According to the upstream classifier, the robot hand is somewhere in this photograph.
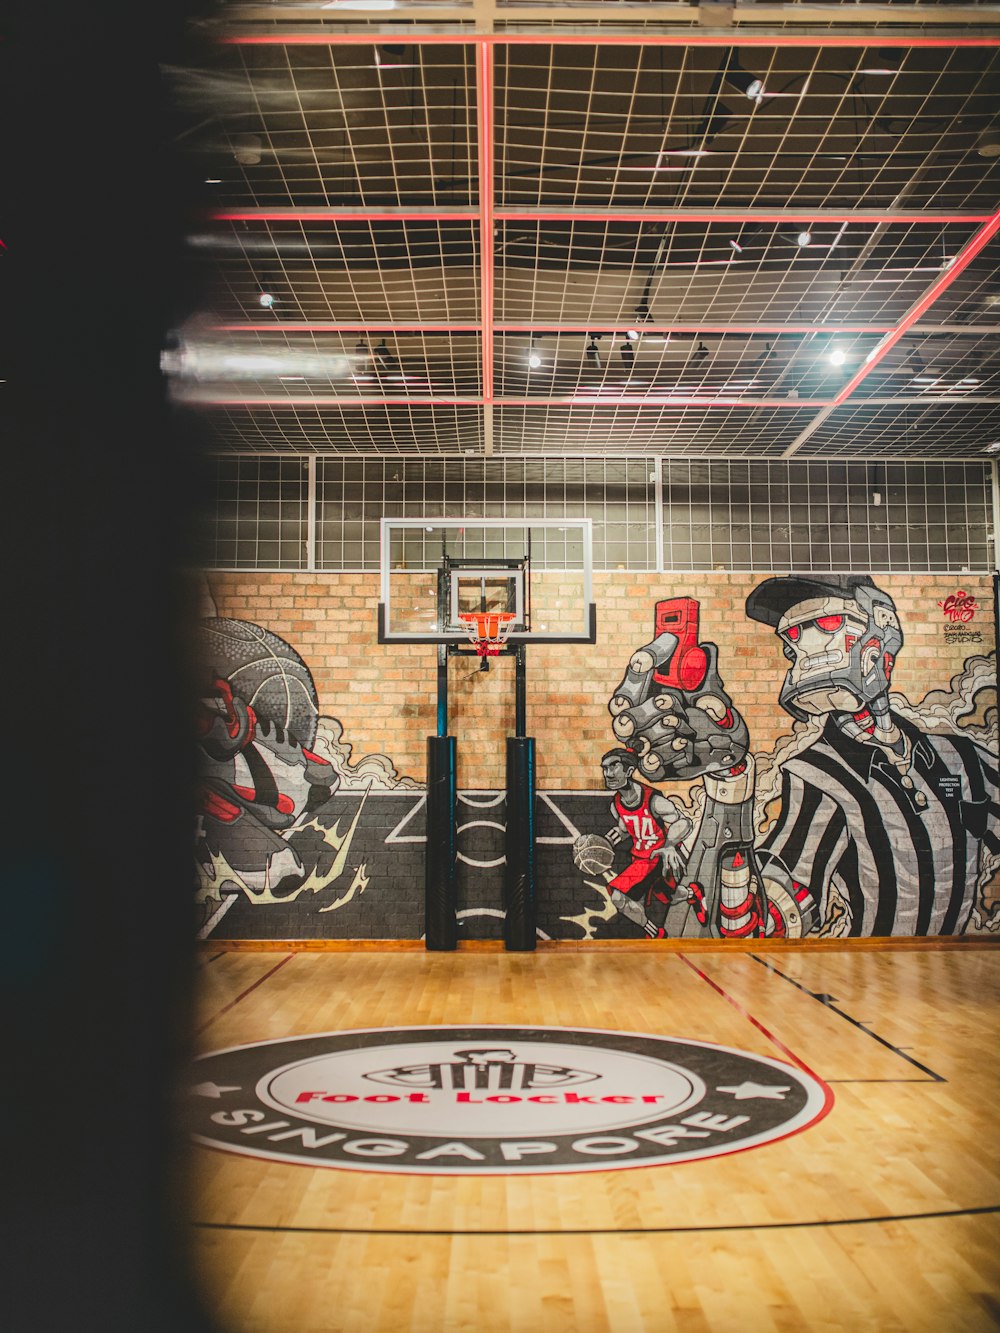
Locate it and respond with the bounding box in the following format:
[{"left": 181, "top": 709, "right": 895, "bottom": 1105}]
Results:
[{"left": 608, "top": 598, "right": 749, "bottom": 783}]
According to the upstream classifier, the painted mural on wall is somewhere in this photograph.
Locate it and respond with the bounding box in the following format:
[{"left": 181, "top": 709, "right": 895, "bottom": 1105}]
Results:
[
  {"left": 571, "top": 576, "right": 999, "bottom": 941},
  {"left": 194, "top": 574, "right": 998, "bottom": 942},
  {"left": 193, "top": 606, "right": 418, "bottom": 940}
]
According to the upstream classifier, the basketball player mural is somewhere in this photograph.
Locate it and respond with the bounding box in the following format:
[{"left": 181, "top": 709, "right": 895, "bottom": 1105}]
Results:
[
  {"left": 580, "top": 581, "right": 999, "bottom": 939},
  {"left": 598, "top": 748, "right": 698, "bottom": 938},
  {"left": 192, "top": 606, "right": 418, "bottom": 930},
  {"left": 195, "top": 618, "right": 343, "bottom": 902},
  {"left": 578, "top": 597, "right": 772, "bottom": 939}
]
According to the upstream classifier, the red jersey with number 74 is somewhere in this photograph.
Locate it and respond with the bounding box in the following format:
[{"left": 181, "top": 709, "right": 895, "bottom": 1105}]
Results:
[{"left": 613, "top": 785, "right": 668, "bottom": 860}]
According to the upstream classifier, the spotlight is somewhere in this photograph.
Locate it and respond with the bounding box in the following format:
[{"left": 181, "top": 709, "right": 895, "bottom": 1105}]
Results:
[
  {"left": 354, "top": 339, "right": 369, "bottom": 360},
  {"left": 257, "top": 271, "right": 279, "bottom": 309},
  {"left": 796, "top": 231, "right": 813, "bottom": 248},
  {"left": 729, "top": 239, "right": 743, "bottom": 253},
  {"left": 232, "top": 133, "right": 262, "bottom": 165},
  {"left": 695, "top": 341, "right": 710, "bottom": 361},
  {"left": 586, "top": 338, "right": 601, "bottom": 367},
  {"left": 725, "top": 57, "right": 765, "bottom": 103},
  {"left": 625, "top": 329, "right": 640, "bottom": 342},
  {"left": 828, "top": 347, "right": 846, "bottom": 366},
  {"left": 322, "top": 0, "right": 397, "bottom": 10},
  {"left": 976, "top": 123, "right": 1000, "bottom": 159},
  {"left": 528, "top": 340, "right": 542, "bottom": 369},
  {"left": 620, "top": 341, "right": 635, "bottom": 368},
  {"left": 859, "top": 48, "right": 902, "bottom": 76}
]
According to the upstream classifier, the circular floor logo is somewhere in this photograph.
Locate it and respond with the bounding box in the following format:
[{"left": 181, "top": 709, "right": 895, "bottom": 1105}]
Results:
[{"left": 185, "top": 1026, "right": 831, "bottom": 1174}]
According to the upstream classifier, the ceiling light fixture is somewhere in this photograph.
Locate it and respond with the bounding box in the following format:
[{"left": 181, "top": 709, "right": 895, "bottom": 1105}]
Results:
[
  {"left": 695, "top": 341, "right": 710, "bottom": 361},
  {"left": 586, "top": 338, "right": 601, "bottom": 367},
  {"left": 258, "top": 291, "right": 276, "bottom": 309},
  {"left": 620, "top": 341, "right": 635, "bottom": 369},
  {"left": 796, "top": 230, "right": 813, "bottom": 248},
  {"left": 724, "top": 57, "right": 766, "bottom": 104},
  {"left": 322, "top": 0, "right": 397, "bottom": 10},
  {"left": 374, "top": 45, "right": 414, "bottom": 68},
  {"left": 828, "top": 347, "right": 846, "bottom": 366},
  {"left": 859, "top": 48, "right": 902, "bottom": 76},
  {"left": 232, "top": 133, "right": 263, "bottom": 166},
  {"left": 528, "top": 340, "right": 542, "bottom": 370},
  {"left": 977, "top": 124, "right": 1000, "bottom": 159}
]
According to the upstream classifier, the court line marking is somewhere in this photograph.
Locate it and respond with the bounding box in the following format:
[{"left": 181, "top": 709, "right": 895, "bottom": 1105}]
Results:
[
  {"left": 191, "top": 1202, "right": 1000, "bottom": 1238},
  {"left": 676, "top": 953, "right": 820, "bottom": 1078},
  {"left": 197, "top": 954, "right": 295, "bottom": 1034},
  {"left": 749, "top": 953, "right": 946, "bottom": 1082}
]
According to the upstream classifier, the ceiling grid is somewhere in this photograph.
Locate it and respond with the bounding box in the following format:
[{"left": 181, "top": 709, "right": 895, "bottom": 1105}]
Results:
[{"left": 166, "top": 4, "right": 1000, "bottom": 459}]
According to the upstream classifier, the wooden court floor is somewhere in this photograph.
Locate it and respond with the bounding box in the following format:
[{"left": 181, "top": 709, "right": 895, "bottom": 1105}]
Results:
[{"left": 187, "top": 943, "right": 1000, "bottom": 1332}]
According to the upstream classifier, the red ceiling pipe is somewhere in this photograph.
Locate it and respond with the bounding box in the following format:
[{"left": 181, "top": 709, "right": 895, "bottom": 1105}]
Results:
[
  {"left": 223, "top": 35, "right": 1000, "bottom": 50},
  {"left": 495, "top": 210, "right": 990, "bottom": 224},
  {"left": 214, "top": 322, "right": 895, "bottom": 335},
  {"left": 833, "top": 210, "right": 1000, "bottom": 405},
  {"left": 190, "top": 394, "right": 829, "bottom": 409},
  {"left": 477, "top": 39, "right": 494, "bottom": 407},
  {"left": 213, "top": 323, "right": 485, "bottom": 333}
]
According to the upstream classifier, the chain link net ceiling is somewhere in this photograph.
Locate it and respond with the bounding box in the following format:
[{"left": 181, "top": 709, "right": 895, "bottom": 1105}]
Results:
[{"left": 166, "top": 2, "right": 1000, "bottom": 459}]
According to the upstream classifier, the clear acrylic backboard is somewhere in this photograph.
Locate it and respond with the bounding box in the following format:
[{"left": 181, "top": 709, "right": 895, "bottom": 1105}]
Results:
[{"left": 377, "top": 518, "right": 596, "bottom": 645}]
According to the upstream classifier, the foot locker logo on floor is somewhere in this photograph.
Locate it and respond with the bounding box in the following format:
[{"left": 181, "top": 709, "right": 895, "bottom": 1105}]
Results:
[{"left": 186, "top": 1026, "right": 832, "bottom": 1174}]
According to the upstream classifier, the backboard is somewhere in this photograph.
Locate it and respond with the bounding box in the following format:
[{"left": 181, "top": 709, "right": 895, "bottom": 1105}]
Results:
[{"left": 378, "top": 518, "right": 596, "bottom": 645}]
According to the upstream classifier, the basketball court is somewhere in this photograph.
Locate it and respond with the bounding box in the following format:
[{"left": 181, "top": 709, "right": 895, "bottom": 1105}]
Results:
[{"left": 187, "top": 942, "right": 1000, "bottom": 1331}]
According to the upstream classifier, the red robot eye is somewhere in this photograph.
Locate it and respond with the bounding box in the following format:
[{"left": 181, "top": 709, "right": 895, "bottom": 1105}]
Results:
[
  {"left": 784, "top": 624, "right": 800, "bottom": 641},
  {"left": 815, "top": 615, "right": 844, "bottom": 633}
]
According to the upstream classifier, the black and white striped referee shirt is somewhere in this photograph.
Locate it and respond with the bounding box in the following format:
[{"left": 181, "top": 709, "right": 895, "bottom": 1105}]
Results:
[{"left": 758, "top": 714, "right": 999, "bottom": 936}]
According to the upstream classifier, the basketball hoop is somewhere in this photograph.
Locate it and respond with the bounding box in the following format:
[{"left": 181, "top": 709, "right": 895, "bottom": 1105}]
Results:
[{"left": 458, "top": 611, "right": 517, "bottom": 657}]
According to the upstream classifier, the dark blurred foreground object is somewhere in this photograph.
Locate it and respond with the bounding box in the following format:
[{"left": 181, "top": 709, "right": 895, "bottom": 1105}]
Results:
[{"left": 3, "top": 1, "right": 219, "bottom": 1327}]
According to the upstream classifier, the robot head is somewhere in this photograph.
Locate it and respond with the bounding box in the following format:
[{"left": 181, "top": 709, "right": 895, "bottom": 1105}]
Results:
[
  {"left": 601, "top": 748, "right": 639, "bottom": 791},
  {"left": 746, "top": 574, "right": 903, "bottom": 722}
]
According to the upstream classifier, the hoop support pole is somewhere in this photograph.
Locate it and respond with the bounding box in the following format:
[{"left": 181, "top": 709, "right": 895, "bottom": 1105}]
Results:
[
  {"left": 504, "top": 735, "right": 537, "bottom": 952},
  {"left": 425, "top": 735, "right": 458, "bottom": 951},
  {"left": 515, "top": 643, "right": 527, "bottom": 738}
]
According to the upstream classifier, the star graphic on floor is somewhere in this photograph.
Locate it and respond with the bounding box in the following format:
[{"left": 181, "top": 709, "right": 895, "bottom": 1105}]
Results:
[
  {"left": 190, "top": 1081, "right": 242, "bottom": 1098},
  {"left": 716, "top": 1081, "right": 791, "bottom": 1100}
]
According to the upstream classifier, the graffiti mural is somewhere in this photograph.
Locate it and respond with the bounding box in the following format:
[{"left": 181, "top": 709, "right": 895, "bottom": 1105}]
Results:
[
  {"left": 193, "top": 573, "right": 997, "bottom": 943},
  {"left": 571, "top": 576, "right": 999, "bottom": 941},
  {"left": 747, "top": 573, "right": 999, "bottom": 938},
  {"left": 194, "top": 613, "right": 418, "bottom": 939}
]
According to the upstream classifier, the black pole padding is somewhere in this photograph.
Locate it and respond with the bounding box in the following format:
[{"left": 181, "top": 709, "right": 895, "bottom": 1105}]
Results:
[
  {"left": 504, "top": 736, "right": 537, "bottom": 951},
  {"left": 425, "top": 735, "right": 458, "bottom": 950}
]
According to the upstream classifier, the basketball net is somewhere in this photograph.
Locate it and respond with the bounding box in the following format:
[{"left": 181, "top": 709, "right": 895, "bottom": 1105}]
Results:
[{"left": 458, "top": 611, "right": 517, "bottom": 657}]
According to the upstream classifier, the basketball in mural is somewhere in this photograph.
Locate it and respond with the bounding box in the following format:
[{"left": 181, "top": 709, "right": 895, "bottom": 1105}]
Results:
[
  {"left": 573, "top": 833, "right": 616, "bottom": 877},
  {"left": 198, "top": 617, "right": 319, "bottom": 748}
]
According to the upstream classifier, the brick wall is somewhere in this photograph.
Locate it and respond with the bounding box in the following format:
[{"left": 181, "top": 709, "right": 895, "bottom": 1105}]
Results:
[{"left": 198, "top": 571, "right": 997, "bottom": 941}]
